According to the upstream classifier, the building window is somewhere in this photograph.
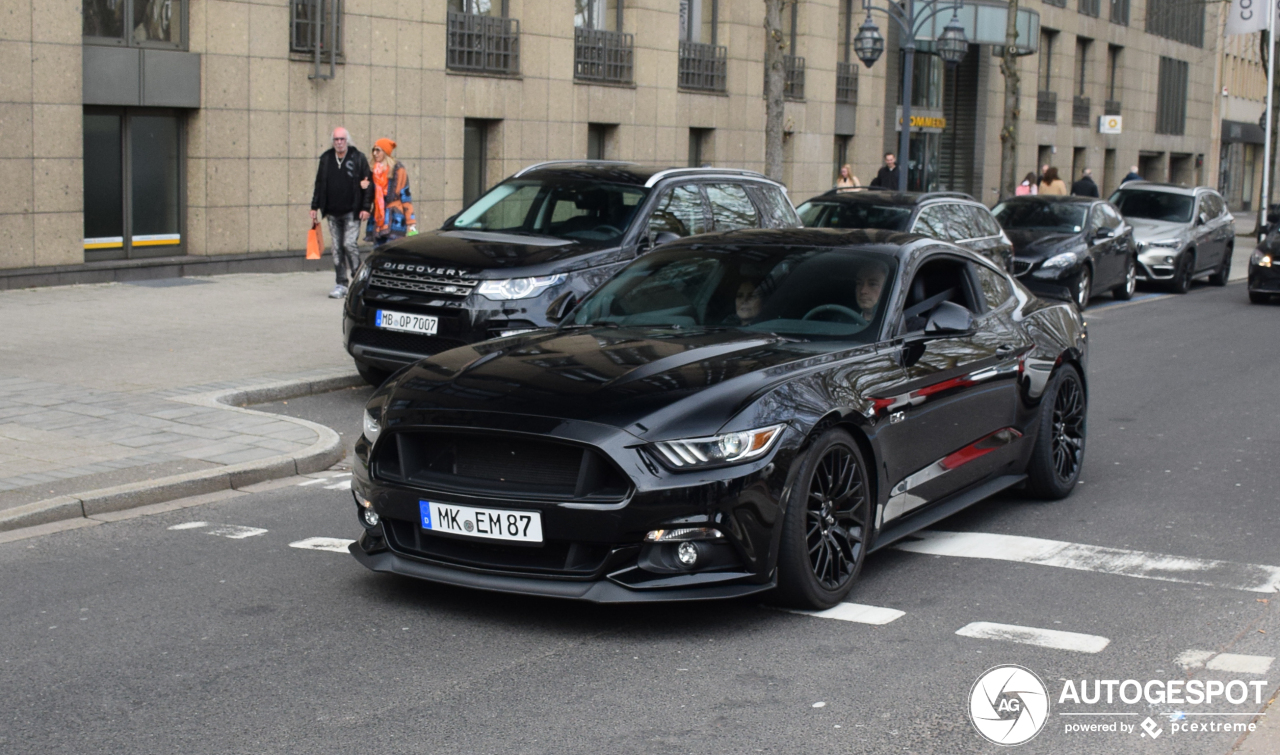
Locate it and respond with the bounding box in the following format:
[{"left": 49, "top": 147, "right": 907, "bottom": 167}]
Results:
[
  {"left": 1078, "top": 0, "right": 1100, "bottom": 17},
  {"left": 575, "top": 1, "right": 633, "bottom": 84},
  {"left": 83, "top": 108, "right": 184, "bottom": 261},
  {"left": 84, "top": 0, "right": 186, "bottom": 48},
  {"left": 898, "top": 51, "right": 943, "bottom": 109},
  {"left": 1146, "top": 0, "right": 1203, "bottom": 48},
  {"left": 836, "top": 0, "right": 858, "bottom": 105},
  {"left": 463, "top": 119, "right": 492, "bottom": 207},
  {"left": 834, "top": 135, "right": 851, "bottom": 182},
  {"left": 1155, "top": 56, "right": 1189, "bottom": 135},
  {"left": 1037, "top": 30, "right": 1057, "bottom": 124},
  {"left": 290, "top": 0, "right": 343, "bottom": 57},
  {"left": 448, "top": 0, "right": 520, "bottom": 75},
  {"left": 1042, "top": 0, "right": 1067, "bottom": 9},
  {"left": 782, "top": 2, "right": 805, "bottom": 100},
  {"left": 1073, "top": 38, "right": 1091, "bottom": 126},
  {"left": 1109, "top": 0, "right": 1129, "bottom": 25},
  {"left": 587, "top": 123, "right": 614, "bottom": 159},
  {"left": 1105, "top": 45, "right": 1122, "bottom": 115},
  {"left": 688, "top": 128, "right": 712, "bottom": 167},
  {"left": 679, "top": 0, "right": 727, "bottom": 92}
]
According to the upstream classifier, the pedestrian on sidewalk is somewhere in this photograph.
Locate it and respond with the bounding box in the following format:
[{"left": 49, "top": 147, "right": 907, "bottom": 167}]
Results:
[
  {"left": 835, "top": 164, "right": 861, "bottom": 191},
  {"left": 310, "top": 127, "right": 373, "bottom": 299},
  {"left": 1016, "top": 171, "right": 1038, "bottom": 196},
  {"left": 1121, "top": 166, "right": 1143, "bottom": 184},
  {"left": 1071, "top": 168, "right": 1100, "bottom": 198},
  {"left": 869, "top": 153, "right": 899, "bottom": 189},
  {"left": 1038, "top": 167, "right": 1068, "bottom": 196},
  {"left": 365, "top": 138, "right": 417, "bottom": 247}
]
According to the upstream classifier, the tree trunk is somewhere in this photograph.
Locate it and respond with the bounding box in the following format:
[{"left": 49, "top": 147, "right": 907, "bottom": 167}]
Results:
[
  {"left": 763, "top": 0, "right": 788, "bottom": 182},
  {"left": 998, "top": 0, "right": 1021, "bottom": 201}
]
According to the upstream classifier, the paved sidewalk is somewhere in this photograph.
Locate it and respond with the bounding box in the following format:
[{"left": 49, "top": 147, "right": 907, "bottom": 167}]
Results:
[{"left": 0, "top": 272, "right": 358, "bottom": 530}]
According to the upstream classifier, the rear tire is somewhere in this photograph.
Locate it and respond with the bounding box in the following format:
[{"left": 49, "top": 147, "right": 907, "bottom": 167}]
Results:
[
  {"left": 1168, "top": 252, "right": 1193, "bottom": 294},
  {"left": 1112, "top": 256, "right": 1136, "bottom": 300},
  {"left": 1209, "top": 246, "right": 1232, "bottom": 286},
  {"left": 355, "top": 360, "right": 391, "bottom": 387},
  {"left": 774, "top": 429, "right": 871, "bottom": 610},
  {"left": 1024, "top": 365, "right": 1086, "bottom": 500},
  {"left": 1250, "top": 291, "right": 1270, "bottom": 304}
]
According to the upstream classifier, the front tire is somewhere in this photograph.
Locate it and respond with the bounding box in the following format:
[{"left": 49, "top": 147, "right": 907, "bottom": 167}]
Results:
[
  {"left": 355, "top": 360, "right": 391, "bottom": 387},
  {"left": 1025, "top": 365, "right": 1087, "bottom": 499},
  {"left": 1112, "top": 256, "right": 1136, "bottom": 300},
  {"left": 1074, "top": 267, "right": 1092, "bottom": 311},
  {"left": 1168, "top": 252, "right": 1193, "bottom": 294},
  {"left": 774, "top": 429, "right": 871, "bottom": 610},
  {"left": 1208, "top": 245, "right": 1232, "bottom": 286}
]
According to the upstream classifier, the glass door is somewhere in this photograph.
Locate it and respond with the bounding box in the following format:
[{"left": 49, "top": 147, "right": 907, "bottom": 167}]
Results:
[{"left": 83, "top": 108, "right": 184, "bottom": 261}]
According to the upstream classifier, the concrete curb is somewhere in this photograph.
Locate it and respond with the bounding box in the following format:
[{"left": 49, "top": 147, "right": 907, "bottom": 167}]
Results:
[{"left": 0, "top": 372, "right": 362, "bottom": 532}]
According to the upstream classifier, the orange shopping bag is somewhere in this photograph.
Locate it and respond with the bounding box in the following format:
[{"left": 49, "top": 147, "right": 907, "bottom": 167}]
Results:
[{"left": 306, "top": 221, "right": 324, "bottom": 260}]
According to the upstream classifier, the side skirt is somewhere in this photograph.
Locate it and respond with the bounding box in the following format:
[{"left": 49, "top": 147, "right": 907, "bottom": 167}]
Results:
[{"left": 869, "top": 473, "right": 1027, "bottom": 553}]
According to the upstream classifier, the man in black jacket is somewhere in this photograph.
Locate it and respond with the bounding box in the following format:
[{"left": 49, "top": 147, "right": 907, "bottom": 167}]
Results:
[
  {"left": 311, "top": 127, "right": 373, "bottom": 298},
  {"left": 1071, "top": 168, "right": 1100, "bottom": 198},
  {"left": 869, "top": 153, "right": 900, "bottom": 190}
]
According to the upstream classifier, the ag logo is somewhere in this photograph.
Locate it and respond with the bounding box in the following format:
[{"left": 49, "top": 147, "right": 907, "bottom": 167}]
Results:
[{"left": 969, "top": 665, "right": 1050, "bottom": 746}]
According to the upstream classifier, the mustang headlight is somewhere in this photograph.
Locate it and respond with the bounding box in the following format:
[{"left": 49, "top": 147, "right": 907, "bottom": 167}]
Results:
[
  {"left": 1041, "top": 252, "right": 1079, "bottom": 270},
  {"left": 477, "top": 275, "right": 566, "bottom": 300},
  {"left": 362, "top": 409, "right": 381, "bottom": 444},
  {"left": 1252, "top": 250, "right": 1273, "bottom": 268},
  {"left": 651, "top": 425, "right": 785, "bottom": 469}
]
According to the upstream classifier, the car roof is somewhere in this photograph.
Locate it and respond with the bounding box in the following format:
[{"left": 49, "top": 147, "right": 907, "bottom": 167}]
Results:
[
  {"left": 998, "top": 195, "right": 1098, "bottom": 205},
  {"left": 655, "top": 227, "right": 961, "bottom": 263},
  {"left": 1112, "top": 181, "right": 1207, "bottom": 196},
  {"left": 801, "top": 189, "right": 980, "bottom": 207},
  {"left": 508, "top": 161, "right": 780, "bottom": 189}
]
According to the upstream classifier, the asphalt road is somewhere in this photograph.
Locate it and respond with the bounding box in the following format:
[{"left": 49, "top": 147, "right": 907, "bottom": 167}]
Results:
[{"left": 1, "top": 280, "right": 1277, "bottom": 755}]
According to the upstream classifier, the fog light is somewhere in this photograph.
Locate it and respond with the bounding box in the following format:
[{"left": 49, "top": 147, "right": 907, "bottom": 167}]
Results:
[
  {"left": 677, "top": 541, "right": 699, "bottom": 567},
  {"left": 362, "top": 508, "right": 380, "bottom": 527},
  {"left": 1164, "top": 256, "right": 1174, "bottom": 264}
]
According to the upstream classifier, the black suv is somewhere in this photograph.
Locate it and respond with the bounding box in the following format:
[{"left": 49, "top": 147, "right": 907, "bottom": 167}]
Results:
[
  {"left": 795, "top": 189, "right": 1013, "bottom": 271},
  {"left": 344, "top": 161, "right": 802, "bottom": 385}
]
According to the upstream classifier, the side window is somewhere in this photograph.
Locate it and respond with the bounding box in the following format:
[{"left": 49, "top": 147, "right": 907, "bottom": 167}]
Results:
[
  {"left": 900, "top": 254, "right": 983, "bottom": 332},
  {"left": 912, "top": 206, "right": 948, "bottom": 239},
  {"left": 706, "top": 184, "right": 761, "bottom": 231},
  {"left": 752, "top": 185, "right": 801, "bottom": 228},
  {"left": 971, "top": 206, "right": 1003, "bottom": 237},
  {"left": 1206, "top": 194, "right": 1225, "bottom": 218},
  {"left": 974, "top": 265, "right": 1014, "bottom": 310},
  {"left": 1087, "top": 206, "right": 1106, "bottom": 233},
  {"left": 1099, "top": 204, "right": 1123, "bottom": 229},
  {"left": 646, "top": 184, "right": 708, "bottom": 238},
  {"left": 945, "top": 204, "right": 982, "bottom": 241},
  {"left": 1196, "top": 196, "right": 1213, "bottom": 224}
]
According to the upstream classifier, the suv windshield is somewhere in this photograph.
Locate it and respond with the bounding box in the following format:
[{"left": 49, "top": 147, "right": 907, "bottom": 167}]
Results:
[
  {"left": 1109, "top": 190, "right": 1194, "bottom": 223},
  {"left": 569, "top": 246, "right": 898, "bottom": 341},
  {"left": 449, "top": 180, "right": 649, "bottom": 242},
  {"left": 796, "top": 200, "right": 913, "bottom": 231},
  {"left": 993, "top": 201, "right": 1089, "bottom": 233}
]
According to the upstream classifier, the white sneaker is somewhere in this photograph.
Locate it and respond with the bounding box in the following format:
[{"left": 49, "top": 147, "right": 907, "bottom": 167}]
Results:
[{"left": 329, "top": 285, "right": 347, "bottom": 299}]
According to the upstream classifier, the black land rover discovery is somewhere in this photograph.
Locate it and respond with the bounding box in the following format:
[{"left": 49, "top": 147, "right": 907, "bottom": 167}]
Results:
[{"left": 343, "top": 161, "right": 801, "bottom": 385}]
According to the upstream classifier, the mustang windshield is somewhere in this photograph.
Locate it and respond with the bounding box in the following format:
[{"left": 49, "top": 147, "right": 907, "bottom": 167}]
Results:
[
  {"left": 1108, "top": 190, "right": 1194, "bottom": 223},
  {"left": 448, "top": 180, "right": 648, "bottom": 243},
  {"left": 993, "top": 201, "right": 1090, "bottom": 234},
  {"left": 570, "top": 246, "right": 898, "bottom": 340},
  {"left": 796, "top": 200, "right": 913, "bottom": 231}
]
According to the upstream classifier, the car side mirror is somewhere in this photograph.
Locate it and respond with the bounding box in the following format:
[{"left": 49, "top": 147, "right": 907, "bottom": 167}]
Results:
[
  {"left": 923, "top": 301, "right": 974, "bottom": 335},
  {"left": 644, "top": 231, "right": 681, "bottom": 250},
  {"left": 545, "top": 291, "right": 577, "bottom": 324},
  {"left": 1092, "top": 227, "right": 1113, "bottom": 241},
  {"left": 441, "top": 212, "right": 459, "bottom": 229}
]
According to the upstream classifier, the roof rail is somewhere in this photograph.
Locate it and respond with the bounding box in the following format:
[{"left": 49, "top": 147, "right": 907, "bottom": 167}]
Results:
[
  {"left": 643, "top": 167, "right": 774, "bottom": 188},
  {"left": 512, "top": 160, "right": 637, "bottom": 178},
  {"left": 822, "top": 186, "right": 877, "bottom": 196},
  {"left": 921, "top": 191, "right": 977, "bottom": 201}
]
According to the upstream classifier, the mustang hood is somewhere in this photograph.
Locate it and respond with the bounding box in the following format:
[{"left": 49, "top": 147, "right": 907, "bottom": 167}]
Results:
[
  {"left": 385, "top": 328, "right": 853, "bottom": 438},
  {"left": 374, "top": 229, "right": 619, "bottom": 276},
  {"left": 1005, "top": 229, "right": 1080, "bottom": 261}
]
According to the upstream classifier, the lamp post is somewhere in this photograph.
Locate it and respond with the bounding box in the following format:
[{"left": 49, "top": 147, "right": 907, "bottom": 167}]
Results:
[{"left": 854, "top": 0, "right": 969, "bottom": 192}]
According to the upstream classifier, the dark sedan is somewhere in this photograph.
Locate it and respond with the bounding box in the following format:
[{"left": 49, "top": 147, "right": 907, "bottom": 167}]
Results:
[
  {"left": 993, "top": 196, "right": 1137, "bottom": 310},
  {"left": 1248, "top": 235, "right": 1280, "bottom": 304},
  {"left": 348, "top": 229, "right": 1088, "bottom": 608}
]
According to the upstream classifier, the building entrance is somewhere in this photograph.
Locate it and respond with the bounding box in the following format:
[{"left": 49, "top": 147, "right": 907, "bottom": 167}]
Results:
[{"left": 83, "top": 109, "right": 184, "bottom": 261}]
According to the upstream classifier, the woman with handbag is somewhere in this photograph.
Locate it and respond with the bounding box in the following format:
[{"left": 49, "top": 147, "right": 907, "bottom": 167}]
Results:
[{"left": 364, "top": 138, "right": 417, "bottom": 247}]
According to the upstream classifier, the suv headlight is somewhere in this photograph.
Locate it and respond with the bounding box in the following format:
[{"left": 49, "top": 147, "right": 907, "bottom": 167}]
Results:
[
  {"left": 1146, "top": 239, "right": 1182, "bottom": 249},
  {"left": 362, "top": 409, "right": 381, "bottom": 444},
  {"left": 352, "top": 261, "right": 372, "bottom": 286},
  {"left": 478, "top": 275, "right": 566, "bottom": 300},
  {"left": 651, "top": 425, "right": 785, "bottom": 469},
  {"left": 1041, "top": 252, "right": 1079, "bottom": 269}
]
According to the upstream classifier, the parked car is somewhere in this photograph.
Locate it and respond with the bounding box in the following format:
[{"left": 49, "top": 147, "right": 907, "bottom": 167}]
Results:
[
  {"left": 344, "top": 161, "right": 802, "bottom": 386},
  {"left": 795, "top": 188, "right": 1013, "bottom": 271},
  {"left": 1107, "top": 182, "right": 1234, "bottom": 293},
  {"left": 348, "top": 229, "right": 1088, "bottom": 608},
  {"left": 1247, "top": 234, "right": 1280, "bottom": 303},
  {"left": 992, "top": 196, "right": 1137, "bottom": 310}
]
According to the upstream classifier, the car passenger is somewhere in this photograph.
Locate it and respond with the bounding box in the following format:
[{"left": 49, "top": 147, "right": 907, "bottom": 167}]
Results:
[{"left": 853, "top": 258, "right": 890, "bottom": 321}]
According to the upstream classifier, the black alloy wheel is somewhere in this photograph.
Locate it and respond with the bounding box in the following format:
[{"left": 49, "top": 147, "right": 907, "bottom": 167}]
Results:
[
  {"left": 775, "top": 429, "right": 871, "bottom": 609},
  {"left": 1025, "top": 364, "right": 1087, "bottom": 499},
  {"left": 1075, "top": 267, "right": 1092, "bottom": 311},
  {"left": 1169, "top": 252, "right": 1194, "bottom": 294},
  {"left": 1113, "top": 256, "right": 1136, "bottom": 300},
  {"left": 355, "top": 360, "right": 392, "bottom": 387},
  {"left": 1209, "top": 245, "right": 1232, "bottom": 286}
]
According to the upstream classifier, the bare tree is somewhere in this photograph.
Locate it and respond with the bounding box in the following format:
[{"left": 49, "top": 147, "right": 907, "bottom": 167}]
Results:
[
  {"left": 763, "top": 0, "right": 789, "bottom": 182},
  {"left": 997, "top": 0, "right": 1021, "bottom": 201}
]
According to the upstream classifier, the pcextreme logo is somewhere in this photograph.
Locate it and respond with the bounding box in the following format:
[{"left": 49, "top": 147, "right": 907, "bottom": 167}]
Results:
[{"left": 968, "top": 665, "right": 1051, "bottom": 746}]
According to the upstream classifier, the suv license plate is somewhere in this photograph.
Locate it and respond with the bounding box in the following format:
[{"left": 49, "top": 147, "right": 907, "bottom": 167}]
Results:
[
  {"left": 376, "top": 309, "right": 438, "bottom": 335},
  {"left": 420, "top": 501, "right": 543, "bottom": 543}
]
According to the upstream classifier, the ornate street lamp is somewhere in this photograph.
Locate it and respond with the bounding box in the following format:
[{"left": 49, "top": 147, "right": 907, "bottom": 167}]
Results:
[{"left": 857, "top": 0, "right": 968, "bottom": 191}]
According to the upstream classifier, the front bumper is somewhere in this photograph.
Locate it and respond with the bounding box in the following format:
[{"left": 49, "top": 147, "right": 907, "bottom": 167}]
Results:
[
  {"left": 1248, "top": 262, "right": 1280, "bottom": 293},
  {"left": 1136, "top": 246, "right": 1183, "bottom": 281},
  {"left": 1012, "top": 264, "right": 1084, "bottom": 303}
]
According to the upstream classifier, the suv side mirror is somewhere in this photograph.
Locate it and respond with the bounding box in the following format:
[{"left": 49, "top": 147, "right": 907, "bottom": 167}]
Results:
[
  {"left": 923, "top": 301, "right": 974, "bottom": 335},
  {"left": 1092, "top": 226, "right": 1113, "bottom": 241},
  {"left": 644, "top": 231, "right": 681, "bottom": 250},
  {"left": 545, "top": 291, "right": 577, "bottom": 324}
]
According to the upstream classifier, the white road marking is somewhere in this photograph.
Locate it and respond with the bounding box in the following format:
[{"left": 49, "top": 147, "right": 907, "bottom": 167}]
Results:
[
  {"left": 956, "top": 621, "right": 1110, "bottom": 653},
  {"left": 323, "top": 480, "right": 352, "bottom": 490},
  {"left": 167, "top": 521, "right": 208, "bottom": 530},
  {"left": 1178, "top": 650, "right": 1274, "bottom": 675},
  {"left": 783, "top": 602, "right": 906, "bottom": 625},
  {"left": 297, "top": 478, "right": 327, "bottom": 486},
  {"left": 289, "top": 537, "right": 355, "bottom": 553},
  {"left": 897, "top": 531, "right": 1280, "bottom": 593},
  {"left": 203, "top": 525, "right": 268, "bottom": 539}
]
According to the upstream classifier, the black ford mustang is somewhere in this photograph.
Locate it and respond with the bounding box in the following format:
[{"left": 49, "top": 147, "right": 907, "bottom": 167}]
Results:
[{"left": 348, "top": 229, "right": 1088, "bottom": 608}]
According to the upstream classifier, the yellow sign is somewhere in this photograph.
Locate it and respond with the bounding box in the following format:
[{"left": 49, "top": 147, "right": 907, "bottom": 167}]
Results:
[{"left": 908, "top": 115, "right": 947, "bottom": 129}]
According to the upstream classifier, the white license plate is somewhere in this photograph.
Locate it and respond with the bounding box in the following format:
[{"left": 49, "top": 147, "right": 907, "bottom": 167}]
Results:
[
  {"left": 376, "top": 309, "right": 438, "bottom": 336},
  {"left": 420, "top": 500, "right": 543, "bottom": 543}
]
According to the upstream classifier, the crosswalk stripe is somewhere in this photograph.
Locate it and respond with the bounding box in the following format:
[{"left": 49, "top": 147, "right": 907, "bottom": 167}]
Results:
[
  {"left": 1178, "top": 650, "right": 1274, "bottom": 675},
  {"left": 782, "top": 602, "right": 906, "bottom": 625},
  {"left": 956, "top": 621, "right": 1110, "bottom": 653},
  {"left": 203, "top": 525, "right": 268, "bottom": 539},
  {"left": 167, "top": 521, "right": 208, "bottom": 530},
  {"left": 289, "top": 537, "right": 355, "bottom": 553},
  {"left": 896, "top": 530, "right": 1280, "bottom": 593}
]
